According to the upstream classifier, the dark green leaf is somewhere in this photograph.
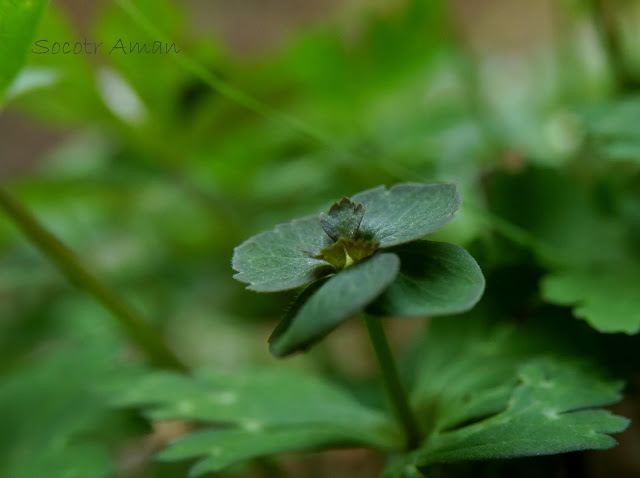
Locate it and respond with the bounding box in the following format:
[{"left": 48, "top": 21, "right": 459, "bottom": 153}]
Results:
[
  {"left": 351, "top": 183, "right": 461, "bottom": 248},
  {"left": 0, "top": 0, "right": 49, "bottom": 102},
  {"left": 232, "top": 216, "right": 333, "bottom": 292},
  {"left": 269, "top": 253, "right": 400, "bottom": 356},
  {"left": 542, "top": 268, "right": 640, "bottom": 334},
  {"left": 408, "top": 359, "right": 628, "bottom": 467},
  {"left": 319, "top": 197, "right": 365, "bottom": 241},
  {"left": 386, "top": 318, "right": 629, "bottom": 472},
  {"left": 368, "top": 241, "right": 485, "bottom": 318}
]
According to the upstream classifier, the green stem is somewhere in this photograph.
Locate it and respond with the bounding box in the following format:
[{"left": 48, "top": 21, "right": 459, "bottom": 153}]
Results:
[
  {"left": 363, "top": 313, "right": 421, "bottom": 450},
  {"left": 0, "top": 186, "right": 187, "bottom": 372},
  {"left": 588, "top": 0, "right": 637, "bottom": 91}
]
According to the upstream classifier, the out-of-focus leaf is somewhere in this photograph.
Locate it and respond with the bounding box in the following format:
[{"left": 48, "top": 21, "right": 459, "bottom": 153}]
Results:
[
  {"left": 0, "top": 0, "right": 49, "bottom": 102},
  {"left": 269, "top": 253, "right": 400, "bottom": 357},
  {"left": 352, "top": 183, "right": 461, "bottom": 248},
  {"left": 581, "top": 96, "right": 640, "bottom": 164},
  {"left": 368, "top": 241, "right": 484, "bottom": 318},
  {"left": 107, "top": 367, "right": 402, "bottom": 475},
  {"left": 542, "top": 268, "right": 640, "bottom": 334},
  {"left": 487, "top": 166, "right": 631, "bottom": 267},
  {"left": 160, "top": 426, "right": 380, "bottom": 477},
  {"left": 232, "top": 216, "right": 333, "bottom": 292}
]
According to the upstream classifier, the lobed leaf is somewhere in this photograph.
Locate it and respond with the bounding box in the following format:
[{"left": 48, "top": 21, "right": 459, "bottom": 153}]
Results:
[
  {"left": 368, "top": 241, "right": 485, "bottom": 318},
  {"left": 542, "top": 268, "right": 640, "bottom": 334},
  {"left": 351, "top": 183, "right": 461, "bottom": 248},
  {"left": 381, "top": 318, "right": 629, "bottom": 475},
  {"left": 319, "top": 197, "right": 365, "bottom": 241},
  {"left": 269, "top": 253, "right": 400, "bottom": 356},
  {"left": 407, "top": 359, "right": 628, "bottom": 467}
]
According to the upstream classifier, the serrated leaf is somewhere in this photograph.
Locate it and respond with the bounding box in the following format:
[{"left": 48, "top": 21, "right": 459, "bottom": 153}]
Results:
[
  {"left": 351, "top": 183, "right": 461, "bottom": 248},
  {"left": 108, "top": 368, "right": 402, "bottom": 475},
  {"left": 383, "top": 319, "right": 629, "bottom": 474},
  {"left": 232, "top": 216, "right": 333, "bottom": 292},
  {"left": 269, "top": 253, "right": 400, "bottom": 357},
  {"left": 542, "top": 268, "right": 640, "bottom": 334},
  {"left": 408, "top": 359, "right": 628, "bottom": 467},
  {"left": 368, "top": 241, "right": 485, "bottom": 318},
  {"left": 0, "top": 0, "right": 50, "bottom": 103},
  {"left": 319, "top": 197, "right": 365, "bottom": 241}
]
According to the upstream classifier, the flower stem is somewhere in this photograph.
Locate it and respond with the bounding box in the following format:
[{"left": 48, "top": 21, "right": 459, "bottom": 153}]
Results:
[
  {"left": 0, "top": 185, "right": 187, "bottom": 372},
  {"left": 363, "top": 313, "right": 421, "bottom": 450}
]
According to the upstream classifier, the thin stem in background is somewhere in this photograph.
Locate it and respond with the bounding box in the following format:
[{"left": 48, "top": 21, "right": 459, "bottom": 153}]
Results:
[
  {"left": 0, "top": 185, "right": 187, "bottom": 372},
  {"left": 588, "top": 0, "right": 638, "bottom": 92},
  {"left": 363, "top": 313, "right": 421, "bottom": 450}
]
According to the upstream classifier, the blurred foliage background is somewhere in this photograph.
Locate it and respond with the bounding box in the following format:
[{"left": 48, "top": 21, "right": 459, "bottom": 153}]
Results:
[{"left": 2, "top": 0, "right": 640, "bottom": 477}]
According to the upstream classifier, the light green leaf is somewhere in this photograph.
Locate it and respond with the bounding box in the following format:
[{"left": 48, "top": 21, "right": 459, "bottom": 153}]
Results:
[
  {"left": 351, "top": 183, "right": 461, "bottom": 248},
  {"left": 269, "top": 253, "right": 400, "bottom": 356},
  {"left": 368, "top": 241, "right": 485, "bottom": 318},
  {"left": 542, "top": 268, "right": 640, "bottom": 334},
  {"left": 108, "top": 368, "right": 400, "bottom": 446},
  {"left": 160, "top": 425, "right": 383, "bottom": 477},
  {"left": 0, "top": 0, "right": 49, "bottom": 103},
  {"left": 232, "top": 216, "right": 333, "bottom": 292},
  {"left": 108, "top": 368, "right": 402, "bottom": 475}
]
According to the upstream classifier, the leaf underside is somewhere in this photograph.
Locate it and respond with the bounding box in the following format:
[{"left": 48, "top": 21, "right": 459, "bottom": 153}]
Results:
[
  {"left": 368, "top": 241, "right": 485, "bottom": 318},
  {"left": 269, "top": 252, "right": 400, "bottom": 357}
]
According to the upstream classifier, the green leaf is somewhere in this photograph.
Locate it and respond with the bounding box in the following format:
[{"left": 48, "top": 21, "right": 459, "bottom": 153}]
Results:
[
  {"left": 109, "top": 368, "right": 399, "bottom": 441},
  {"left": 0, "top": 344, "right": 119, "bottom": 478},
  {"left": 351, "top": 183, "right": 461, "bottom": 248},
  {"left": 160, "top": 425, "right": 382, "bottom": 477},
  {"left": 408, "top": 359, "right": 628, "bottom": 467},
  {"left": 542, "top": 268, "right": 640, "bottom": 334},
  {"left": 269, "top": 253, "right": 400, "bottom": 356},
  {"left": 232, "top": 216, "right": 334, "bottom": 292},
  {"left": 319, "top": 197, "right": 365, "bottom": 241},
  {"left": 368, "top": 241, "right": 485, "bottom": 318},
  {"left": 108, "top": 368, "right": 402, "bottom": 475},
  {"left": 385, "top": 318, "right": 629, "bottom": 473},
  {"left": 0, "top": 0, "right": 49, "bottom": 103}
]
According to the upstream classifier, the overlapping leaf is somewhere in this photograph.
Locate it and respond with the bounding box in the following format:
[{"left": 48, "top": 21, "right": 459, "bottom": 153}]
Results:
[
  {"left": 381, "top": 318, "right": 629, "bottom": 475},
  {"left": 270, "top": 253, "right": 400, "bottom": 356},
  {"left": 368, "top": 241, "right": 485, "bottom": 318}
]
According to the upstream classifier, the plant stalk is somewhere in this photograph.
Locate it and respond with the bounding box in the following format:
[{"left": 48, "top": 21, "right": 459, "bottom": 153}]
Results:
[
  {"left": 363, "top": 313, "right": 421, "bottom": 450},
  {"left": 0, "top": 185, "right": 187, "bottom": 372},
  {"left": 588, "top": 0, "right": 637, "bottom": 91}
]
